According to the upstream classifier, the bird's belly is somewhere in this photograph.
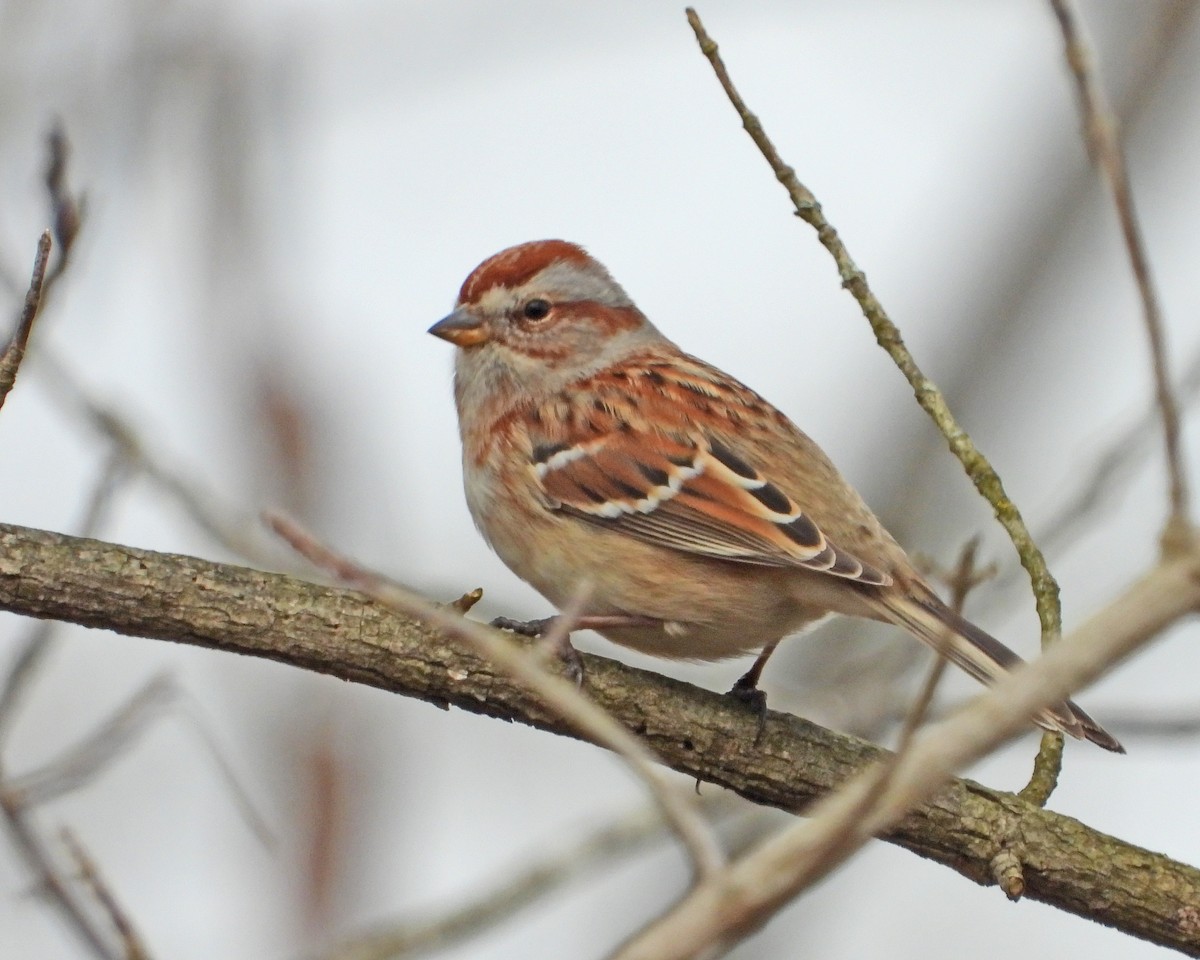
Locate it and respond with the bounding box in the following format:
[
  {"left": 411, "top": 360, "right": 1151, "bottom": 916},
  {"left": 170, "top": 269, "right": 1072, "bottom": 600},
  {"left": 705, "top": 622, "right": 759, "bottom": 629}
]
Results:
[{"left": 477, "top": 503, "right": 817, "bottom": 661}]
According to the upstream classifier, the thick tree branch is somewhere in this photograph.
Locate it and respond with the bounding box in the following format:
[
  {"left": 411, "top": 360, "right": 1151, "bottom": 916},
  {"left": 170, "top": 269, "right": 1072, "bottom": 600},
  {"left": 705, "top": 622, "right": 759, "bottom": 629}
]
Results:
[{"left": 1, "top": 522, "right": 1199, "bottom": 952}]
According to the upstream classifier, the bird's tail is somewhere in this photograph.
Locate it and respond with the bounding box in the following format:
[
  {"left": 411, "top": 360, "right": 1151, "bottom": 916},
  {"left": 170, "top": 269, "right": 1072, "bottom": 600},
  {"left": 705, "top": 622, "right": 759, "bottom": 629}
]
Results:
[{"left": 877, "top": 592, "right": 1124, "bottom": 753}]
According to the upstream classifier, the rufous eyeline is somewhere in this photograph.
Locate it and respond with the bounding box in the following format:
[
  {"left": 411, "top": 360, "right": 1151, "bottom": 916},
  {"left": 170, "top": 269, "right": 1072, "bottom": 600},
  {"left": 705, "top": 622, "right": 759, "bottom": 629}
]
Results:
[{"left": 429, "top": 239, "right": 1122, "bottom": 752}]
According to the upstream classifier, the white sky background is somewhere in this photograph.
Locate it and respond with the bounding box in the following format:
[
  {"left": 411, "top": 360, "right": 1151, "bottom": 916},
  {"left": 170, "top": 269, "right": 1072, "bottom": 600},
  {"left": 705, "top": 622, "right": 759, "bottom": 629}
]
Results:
[{"left": 1, "top": 1, "right": 1199, "bottom": 958}]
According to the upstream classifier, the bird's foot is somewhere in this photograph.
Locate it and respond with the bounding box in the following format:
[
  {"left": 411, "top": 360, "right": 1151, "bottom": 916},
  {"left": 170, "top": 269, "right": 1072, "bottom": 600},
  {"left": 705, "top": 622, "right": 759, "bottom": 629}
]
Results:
[
  {"left": 490, "top": 615, "right": 554, "bottom": 638},
  {"left": 490, "top": 615, "right": 585, "bottom": 687}
]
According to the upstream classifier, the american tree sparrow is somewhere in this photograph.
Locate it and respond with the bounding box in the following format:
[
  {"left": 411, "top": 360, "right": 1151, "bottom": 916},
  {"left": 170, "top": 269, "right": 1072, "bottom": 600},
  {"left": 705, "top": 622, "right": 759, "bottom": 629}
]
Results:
[{"left": 429, "top": 240, "right": 1122, "bottom": 752}]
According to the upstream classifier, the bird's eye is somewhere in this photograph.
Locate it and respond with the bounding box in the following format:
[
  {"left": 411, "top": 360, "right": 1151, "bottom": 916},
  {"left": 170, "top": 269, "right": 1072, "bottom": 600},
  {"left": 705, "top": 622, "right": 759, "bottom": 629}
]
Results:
[{"left": 521, "top": 299, "right": 552, "bottom": 322}]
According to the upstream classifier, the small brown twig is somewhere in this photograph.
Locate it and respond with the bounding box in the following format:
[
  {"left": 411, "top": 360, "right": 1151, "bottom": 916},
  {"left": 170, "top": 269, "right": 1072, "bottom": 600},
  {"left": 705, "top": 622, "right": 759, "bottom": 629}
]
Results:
[
  {"left": 0, "top": 231, "right": 53, "bottom": 414},
  {"left": 60, "top": 828, "right": 152, "bottom": 960},
  {"left": 1048, "top": 0, "right": 1191, "bottom": 537},
  {"left": 266, "top": 511, "right": 726, "bottom": 883},
  {"left": 0, "top": 125, "right": 82, "bottom": 415},
  {"left": 1039, "top": 347, "right": 1200, "bottom": 559},
  {"left": 685, "top": 6, "right": 1068, "bottom": 802}
]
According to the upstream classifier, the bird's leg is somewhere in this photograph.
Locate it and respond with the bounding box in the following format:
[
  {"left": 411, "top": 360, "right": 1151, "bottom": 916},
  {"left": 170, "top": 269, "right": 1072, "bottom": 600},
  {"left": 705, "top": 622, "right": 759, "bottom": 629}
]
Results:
[
  {"left": 489, "top": 614, "right": 662, "bottom": 688},
  {"left": 727, "top": 640, "right": 780, "bottom": 743}
]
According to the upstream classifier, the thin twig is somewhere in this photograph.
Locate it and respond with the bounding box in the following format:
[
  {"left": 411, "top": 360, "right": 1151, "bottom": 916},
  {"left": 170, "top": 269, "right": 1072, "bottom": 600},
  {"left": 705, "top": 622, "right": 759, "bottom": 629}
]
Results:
[
  {"left": 1039, "top": 347, "right": 1200, "bottom": 557},
  {"left": 1049, "top": 0, "right": 1191, "bottom": 535},
  {"left": 16, "top": 129, "right": 269, "bottom": 563},
  {"left": 60, "top": 828, "right": 152, "bottom": 960},
  {"left": 685, "top": 7, "right": 1067, "bottom": 801},
  {"left": 266, "top": 511, "right": 726, "bottom": 882},
  {"left": 1017, "top": 731, "right": 1064, "bottom": 807},
  {"left": 0, "top": 231, "right": 53, "bottom": 413}
]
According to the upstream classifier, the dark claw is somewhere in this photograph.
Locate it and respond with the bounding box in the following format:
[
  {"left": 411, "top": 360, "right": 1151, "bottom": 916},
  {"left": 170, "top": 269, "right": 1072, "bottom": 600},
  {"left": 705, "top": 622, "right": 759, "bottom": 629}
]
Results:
[
  {"left": 490, "top": 616, "right": 585, "bottom": 687},
  {"left": 727, "top": 676, "right": 769, "bottom": 745},
  {"left": 490, "top": 615, "right": 554, "bottom": 638},
  {"left": 553, "top": 640, "right": 586, "bottom": 689}
]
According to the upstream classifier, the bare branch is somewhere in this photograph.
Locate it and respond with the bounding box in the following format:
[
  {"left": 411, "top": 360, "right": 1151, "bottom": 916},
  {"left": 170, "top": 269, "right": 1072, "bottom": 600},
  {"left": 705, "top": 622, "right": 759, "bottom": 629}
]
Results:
[
  {"left": 0, "top": 231, "right": 53, "bottom": 414},
  {"left": 1039, "top": 348, "right": 1200, "bottom": 557},
  {"left": 1048, "top": 0, "right": 1191, "bottom": 532},
  {"left": 1, "top": 522, "right": 1198, "bottom": 951}
]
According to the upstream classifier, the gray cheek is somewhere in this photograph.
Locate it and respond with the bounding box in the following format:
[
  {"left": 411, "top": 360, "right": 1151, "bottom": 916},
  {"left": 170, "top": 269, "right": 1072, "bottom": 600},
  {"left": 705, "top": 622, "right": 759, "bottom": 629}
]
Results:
[{"left": 453, "top": 345, "right": 541, "bottom": 415}]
